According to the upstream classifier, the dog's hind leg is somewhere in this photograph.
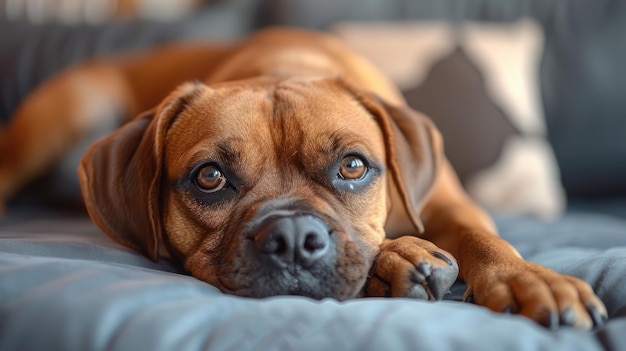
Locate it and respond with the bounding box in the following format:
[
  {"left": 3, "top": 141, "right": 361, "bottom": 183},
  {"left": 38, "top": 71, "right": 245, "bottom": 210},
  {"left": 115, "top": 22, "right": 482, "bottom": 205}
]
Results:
[
  {"left": 0, "top": 63, "right": 130, "bottom": 211},
  {"left": 0, "top": 43, "right": 230, "bottom": 211}
]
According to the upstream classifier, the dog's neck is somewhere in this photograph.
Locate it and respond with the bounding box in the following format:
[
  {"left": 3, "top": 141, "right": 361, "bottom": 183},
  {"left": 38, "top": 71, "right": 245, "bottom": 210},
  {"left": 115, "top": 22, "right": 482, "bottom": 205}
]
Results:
[{"left": 205, "top": 46, "right": 341, "bottom": 85}]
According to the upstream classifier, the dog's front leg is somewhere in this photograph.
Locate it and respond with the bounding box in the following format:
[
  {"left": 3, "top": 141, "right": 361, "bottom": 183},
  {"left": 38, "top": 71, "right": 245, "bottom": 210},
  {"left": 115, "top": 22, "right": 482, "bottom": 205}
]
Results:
[{"left": 421, "top": 161, "right": 607, "bottom": 329}]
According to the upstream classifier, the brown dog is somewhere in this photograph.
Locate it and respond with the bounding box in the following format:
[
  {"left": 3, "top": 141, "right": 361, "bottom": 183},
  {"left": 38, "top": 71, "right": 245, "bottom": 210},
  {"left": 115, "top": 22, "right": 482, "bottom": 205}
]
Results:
[{"left": 0, "top": 28, "right": 606, "bottom": 328}]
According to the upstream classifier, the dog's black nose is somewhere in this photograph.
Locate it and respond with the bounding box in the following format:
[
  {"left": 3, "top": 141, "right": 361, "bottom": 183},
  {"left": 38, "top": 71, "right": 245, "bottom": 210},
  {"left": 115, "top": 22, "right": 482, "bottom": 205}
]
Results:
[{"left": 254, "top": 215, "right": 330, "bottom": 267}]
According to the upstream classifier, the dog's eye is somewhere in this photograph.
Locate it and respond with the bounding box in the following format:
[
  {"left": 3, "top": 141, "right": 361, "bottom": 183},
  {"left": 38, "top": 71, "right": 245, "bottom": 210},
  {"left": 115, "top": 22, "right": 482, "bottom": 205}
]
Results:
[
  {"left": 338, "top": 155, "right": 367, "bottom": 180},
  {"left": 194, "top": 164, "right": 228, "bottom": 193}
]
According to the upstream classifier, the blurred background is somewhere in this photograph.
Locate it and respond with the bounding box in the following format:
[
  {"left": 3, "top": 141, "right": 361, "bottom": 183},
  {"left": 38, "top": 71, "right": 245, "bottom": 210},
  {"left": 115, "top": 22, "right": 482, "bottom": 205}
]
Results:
[{"left": 1, "top": 0, "right": 625, "bottom": 218}]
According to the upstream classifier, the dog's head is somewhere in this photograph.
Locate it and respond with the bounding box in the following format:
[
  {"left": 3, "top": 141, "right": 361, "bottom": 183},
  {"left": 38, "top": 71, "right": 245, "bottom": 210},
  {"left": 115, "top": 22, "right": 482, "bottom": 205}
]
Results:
[{"left": 78, "top": 77, "right": 441, "bottom": 300}]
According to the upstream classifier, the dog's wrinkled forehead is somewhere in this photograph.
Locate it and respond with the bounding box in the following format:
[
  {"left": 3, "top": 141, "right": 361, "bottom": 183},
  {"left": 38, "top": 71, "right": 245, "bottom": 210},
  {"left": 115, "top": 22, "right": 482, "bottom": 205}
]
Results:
[{"left": 163, "top": 78, "right": 386, "bottom": 180}]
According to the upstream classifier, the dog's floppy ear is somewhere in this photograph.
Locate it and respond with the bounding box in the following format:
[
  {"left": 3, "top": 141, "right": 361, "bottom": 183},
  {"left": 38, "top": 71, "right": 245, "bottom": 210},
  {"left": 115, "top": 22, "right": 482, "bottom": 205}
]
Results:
[
  {"left": 346, "top": 85, "right": 443, "bottom": 234},
  {"left": 78, "top": 82, "right": 203, "bottom": 261}
]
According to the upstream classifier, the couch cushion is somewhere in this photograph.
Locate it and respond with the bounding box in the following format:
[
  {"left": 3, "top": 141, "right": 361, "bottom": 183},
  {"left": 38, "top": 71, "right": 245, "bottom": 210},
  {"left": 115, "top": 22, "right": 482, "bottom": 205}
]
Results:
[{"left": 333, "top": 20, "right": 565, "bottom": 219}]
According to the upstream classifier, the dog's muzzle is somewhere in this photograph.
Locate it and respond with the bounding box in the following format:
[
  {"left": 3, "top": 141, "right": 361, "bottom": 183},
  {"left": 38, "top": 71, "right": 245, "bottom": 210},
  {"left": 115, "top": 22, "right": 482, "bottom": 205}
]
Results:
[{"left": 225, "top": 209, "right": 368, "bottom": 299}]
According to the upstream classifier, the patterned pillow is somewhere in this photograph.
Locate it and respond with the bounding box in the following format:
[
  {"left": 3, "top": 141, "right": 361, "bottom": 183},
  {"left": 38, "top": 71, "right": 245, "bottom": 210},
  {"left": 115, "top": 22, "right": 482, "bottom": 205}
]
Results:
[{"left": 333, "top": 20, "right": 565, "bottom": 219}]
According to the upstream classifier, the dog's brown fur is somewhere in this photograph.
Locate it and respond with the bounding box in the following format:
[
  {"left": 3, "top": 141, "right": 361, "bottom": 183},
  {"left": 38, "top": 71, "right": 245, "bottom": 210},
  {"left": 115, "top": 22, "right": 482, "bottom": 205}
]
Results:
[{"left": 0, "top": 28, "right": 606, "bottom": 328}]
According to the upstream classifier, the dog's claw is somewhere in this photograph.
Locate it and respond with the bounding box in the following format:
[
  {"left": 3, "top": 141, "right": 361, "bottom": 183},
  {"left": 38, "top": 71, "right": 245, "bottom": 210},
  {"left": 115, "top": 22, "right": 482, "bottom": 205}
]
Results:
[
  {"left": 587, "top": 304, "right": 608, "bottom": 327},
  {"left": 416, "top": 262, "right": 432, "bottom": 276},
  {"left": 408, "top": 262, "right": 449, "bottom": 300},
  {"left": 431, "top": 251, "right": 454, "bottom": 266},
  {"left": 560, "top": 308, "right": 576, "bottom": 326},
  {"left": 546, "top": 311, "right": 560, "bottom": 330}
]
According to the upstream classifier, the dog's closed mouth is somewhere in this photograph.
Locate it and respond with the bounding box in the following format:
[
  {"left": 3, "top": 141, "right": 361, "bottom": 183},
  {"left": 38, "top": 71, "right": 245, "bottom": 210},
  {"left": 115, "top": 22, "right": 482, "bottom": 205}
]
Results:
[
  {"left": 248, "top": 265, "right": 339, "bottom": 299},
  {"left": 256, "top": 244, "right": 339, "bottom": 297}
]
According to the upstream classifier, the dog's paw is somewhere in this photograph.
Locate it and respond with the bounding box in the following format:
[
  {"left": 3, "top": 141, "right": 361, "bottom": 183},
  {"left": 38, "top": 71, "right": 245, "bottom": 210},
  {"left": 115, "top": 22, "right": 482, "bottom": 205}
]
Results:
[
  {"left": 363, "top": 236, "right": 459, "bottom": 300},
  {"left": 465, "top": 260, "right": 607, "bottom": 329}
]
